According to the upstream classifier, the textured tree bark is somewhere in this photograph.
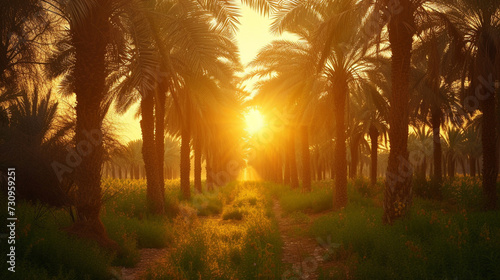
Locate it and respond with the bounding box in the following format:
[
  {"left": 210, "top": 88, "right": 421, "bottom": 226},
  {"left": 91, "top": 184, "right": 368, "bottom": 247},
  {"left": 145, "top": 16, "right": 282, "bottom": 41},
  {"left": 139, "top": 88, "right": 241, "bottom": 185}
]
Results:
[
  {"left": 141, "top": 93, "right": 165, "bottom": 215},
  {"left": 383, "top": 0, "right": 415, "bottom": 224},
  {"left": 369, "top": 124, "right": 379, "bottom": 186},
  {"left": 155, "top": 89, "right": 166, "bottom": 198},
  {"left": 477, "top": 26, "right": 498, "bottom": 209},
  {"left": 68, "top": 0, "right": 117, "bottom": 249},
  {"left": 194, "top": 138, "right": 202, "bottom": 193},
  {"left": 301, "top": 125, "right": 311, "bottom": 191},
  {"left": 333, "top": 80, "right": 348, "bottom": 210}
]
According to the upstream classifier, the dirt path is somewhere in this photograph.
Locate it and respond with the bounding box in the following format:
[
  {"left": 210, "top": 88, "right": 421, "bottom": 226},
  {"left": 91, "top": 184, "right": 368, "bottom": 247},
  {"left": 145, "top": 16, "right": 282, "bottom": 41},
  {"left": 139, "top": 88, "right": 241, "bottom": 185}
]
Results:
[
  {"left": 273, "top": 200, "right": 341, "bottom": 280},
  {"left": 114, "top": 248, "right": 170, "bottom": 280}
]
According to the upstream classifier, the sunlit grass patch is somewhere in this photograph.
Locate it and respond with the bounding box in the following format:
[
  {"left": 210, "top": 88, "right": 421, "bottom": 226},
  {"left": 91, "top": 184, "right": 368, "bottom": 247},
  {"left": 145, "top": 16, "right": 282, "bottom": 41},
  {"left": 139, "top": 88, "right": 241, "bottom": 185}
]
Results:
[
  {"left": 146, "top": 183, "right": 283, "bottom": 279},
  {"left": 280, "top": 186, "right": 333, "bottom": 214},
  {"left": 191, "top": 192, "right": 223, "bottom": 217},
  {"left": 222, "top": 206, "right": 245, "bottom": 220}
]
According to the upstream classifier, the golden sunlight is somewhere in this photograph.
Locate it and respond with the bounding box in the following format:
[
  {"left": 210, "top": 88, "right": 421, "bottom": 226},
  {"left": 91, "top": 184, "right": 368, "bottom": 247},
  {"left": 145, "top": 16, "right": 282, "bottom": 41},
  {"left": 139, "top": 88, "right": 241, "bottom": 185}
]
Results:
[{"left": 245, "top": 108, "right": 265, "bottom": 135}]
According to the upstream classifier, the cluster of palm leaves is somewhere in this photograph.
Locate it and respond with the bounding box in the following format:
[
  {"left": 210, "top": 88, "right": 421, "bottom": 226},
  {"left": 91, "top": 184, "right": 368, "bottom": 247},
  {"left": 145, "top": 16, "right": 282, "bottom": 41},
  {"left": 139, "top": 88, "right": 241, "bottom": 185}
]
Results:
[{"left": 244, "top": 0, "right": 500, "bottom": 223}]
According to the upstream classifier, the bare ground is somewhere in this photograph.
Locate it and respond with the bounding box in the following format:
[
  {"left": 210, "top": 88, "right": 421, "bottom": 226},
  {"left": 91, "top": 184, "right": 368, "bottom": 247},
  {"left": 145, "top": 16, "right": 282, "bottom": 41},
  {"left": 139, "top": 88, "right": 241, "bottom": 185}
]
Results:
[{"left": 273, "top": 200, "right": 348, "bottom": 280}]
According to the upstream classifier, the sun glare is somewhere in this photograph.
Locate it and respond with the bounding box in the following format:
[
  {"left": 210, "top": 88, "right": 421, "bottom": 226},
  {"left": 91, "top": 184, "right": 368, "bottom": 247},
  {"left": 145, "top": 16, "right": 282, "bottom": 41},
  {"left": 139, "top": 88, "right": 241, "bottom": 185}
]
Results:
[{"left": 245, "top": 109, "right": 265, "bottom": 135}]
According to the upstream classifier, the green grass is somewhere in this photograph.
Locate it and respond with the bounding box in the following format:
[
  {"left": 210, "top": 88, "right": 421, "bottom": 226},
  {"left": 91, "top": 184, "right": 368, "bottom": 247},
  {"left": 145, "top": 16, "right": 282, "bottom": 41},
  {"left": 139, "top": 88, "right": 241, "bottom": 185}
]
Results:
[
  {"left": 222, "top": 206, "right": 245, "bottom": 220},
  {"left": 308, "top": 178, "right": 500, "bottom": 280},
  {"left": 4, "top": 177, "right": 498, "bottom": 280},
  {"left": 0, "top": 201, "right": 113, "bottom": 280},
  {"left": 279, "top": 185, "right": 333, "bottom": 214},
  {"left": 0, "top": 178, "right": 177, "bottom": 279},
  {"left": 146, "top": 182, "right": 284, "bottom": 280}
]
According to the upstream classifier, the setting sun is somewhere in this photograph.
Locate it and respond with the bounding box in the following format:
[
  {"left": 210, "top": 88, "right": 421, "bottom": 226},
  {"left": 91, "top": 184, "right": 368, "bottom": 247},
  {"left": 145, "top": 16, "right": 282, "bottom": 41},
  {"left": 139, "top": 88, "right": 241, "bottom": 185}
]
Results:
[{"left": 245, "top": 108, "right": 265, "bottom": 135}]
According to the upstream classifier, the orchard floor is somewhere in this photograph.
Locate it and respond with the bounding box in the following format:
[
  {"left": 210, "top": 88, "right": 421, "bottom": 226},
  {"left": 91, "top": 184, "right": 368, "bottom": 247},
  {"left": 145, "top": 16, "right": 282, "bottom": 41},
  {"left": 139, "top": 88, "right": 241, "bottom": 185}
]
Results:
[{"left": 3, "top": 178, "right": 500, "bottom": 280}]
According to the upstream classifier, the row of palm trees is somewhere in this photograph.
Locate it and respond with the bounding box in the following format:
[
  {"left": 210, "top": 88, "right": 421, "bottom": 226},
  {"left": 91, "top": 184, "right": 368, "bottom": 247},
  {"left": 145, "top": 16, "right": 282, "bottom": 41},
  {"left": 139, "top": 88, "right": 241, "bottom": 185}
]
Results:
[
  {"left": 244, "top": 0, "right": 499, "bottom": 224},
  {"left": 1, "top": 0, "right": 248, "bottom": 247},
  {"left": 1, "top": 0, "right": 499, "bottom": 247},
  {"left": 103, "top": 138, "right": 180, "bottom": 180}
]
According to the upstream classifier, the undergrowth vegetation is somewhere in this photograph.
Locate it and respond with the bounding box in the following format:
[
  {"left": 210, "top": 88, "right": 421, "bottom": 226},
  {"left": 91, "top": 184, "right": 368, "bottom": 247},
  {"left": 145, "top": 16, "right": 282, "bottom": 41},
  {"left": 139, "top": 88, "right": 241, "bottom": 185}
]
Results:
[
  {"left": 145, "top": 182, "right": 283, "bottom": 280},
  {"left": 1, "top": 177, "right": 498, "bottom": 280}
]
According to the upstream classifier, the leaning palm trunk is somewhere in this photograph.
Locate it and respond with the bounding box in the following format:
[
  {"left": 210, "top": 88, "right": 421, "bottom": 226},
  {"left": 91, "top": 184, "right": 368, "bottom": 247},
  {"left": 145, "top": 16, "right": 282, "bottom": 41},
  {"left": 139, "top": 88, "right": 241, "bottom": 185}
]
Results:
[
  {"left": 383, "top": 0, "right": 414, "bottom": 224},
  {"left": 141, "top": 93, "right": 165, "bottom": 215},
  {"left": 332, "top": 81, "right": 348, "bottom": 210},
  {"left": 369, "top": 124, "right": 379, "bottom": 186},
  {"left": 301, "top": 125, "right": 311, "bottom": 191},
  {"left": 68, "top": 0, "right": 116, "bottom": 249}
]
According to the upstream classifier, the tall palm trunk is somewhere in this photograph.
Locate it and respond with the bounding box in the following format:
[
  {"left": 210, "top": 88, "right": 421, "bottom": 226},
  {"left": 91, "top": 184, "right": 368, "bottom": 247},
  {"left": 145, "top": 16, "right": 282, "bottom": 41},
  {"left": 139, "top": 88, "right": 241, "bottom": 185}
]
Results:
[
  {"left": 288, "top": 127, "right": 299, "bottom": 189},
  {"left": 477, "top": 28, "right": 498, "bottom": 210},
  {"left": 383, "top": 0, "right": 415, "bottom": 224},
  {"left": 369, "top": 124, "right": 379, "bottom": 186},
  {"left": 431, "top": 106, "right": 443, "bottom": 184},
  {"left": 141, "top": 93, "right": 165, "bottom": 215},
  {"left": 333, "top": 81, "right": 348, "bottom": 210},
  {"left": 69, "top": 0, "right": 116, "bottom": 249},
  {"left": 155, "top": 89, "right": 166, "bottom": 198},
  {"left": 206, "top": 151, "right": 214, "bottom": 191},
  {"left": 349, "top": 135, "right": 360, "bottom": 179},
  {"left": 180, "top": 101, "right": 191, "bottom": 200},
  {"left": 470, "top": 156, "right": 476, "bottom": 177},
  {"left": 448, "top": 154, "right": 455, "bottom": 178},
  {"left": 301, "top": 125, "right": 311, "bottom": 191},
  {"left": 284, "top": 151, "right": 291, "bottom": 185},
  {"left": 481, "top": 90, "right": 498, "bottom": 209},
  {"left": 194, "top": 138, "right": 202, "bottom": 193}
]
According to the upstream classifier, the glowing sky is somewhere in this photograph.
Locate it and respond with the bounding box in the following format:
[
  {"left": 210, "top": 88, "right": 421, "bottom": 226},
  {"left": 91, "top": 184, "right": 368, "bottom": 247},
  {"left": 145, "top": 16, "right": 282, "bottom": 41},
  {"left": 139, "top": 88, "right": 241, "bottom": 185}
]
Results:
[{"left": 118, "top": 4, "right": 297, "bottom": 142}]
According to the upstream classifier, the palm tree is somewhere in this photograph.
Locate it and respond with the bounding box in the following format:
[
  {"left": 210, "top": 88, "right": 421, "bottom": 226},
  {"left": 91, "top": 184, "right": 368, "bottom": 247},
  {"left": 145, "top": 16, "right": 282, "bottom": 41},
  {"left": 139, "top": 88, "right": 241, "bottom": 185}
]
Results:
[
  {"left": 445, "top": 0, "right": 500, "bottom": 210},
  {"left": 54, "top": 0, "right": 119, "bottom": 248},
  {"left": 115, "top": 0, "right": 240, "bottom": 203},
  {"left": 407, "top": 126, "right": 433, "bottom": 179},
  {"left": 462, "top": 123, "right": 482, "bottom": 177},
  {"left": 442, "top": 126, "right": 466, "bottom": 178},
  {"left": 0, "top": 0, "right": 50, "bottom": 90},
  {"left": 125, "top": 140, "right": 143, "bottom": 179},
  {"left": 0, "top": 89, "right": 72, "bottom": 207},
  {"left": 376, "top": 0, "right": 417, "bottom": 223},
  {"left": 410, "top": 26, "right": 465, "bottom": 185},
  {"left": 164, "top": 135, "right": 180, "bottom": 180},
  {"left": 351, "top": 96, "right": 389, "bottom": 186},
  {"left": 370, "top": 0, "right": 446, "bottom": 223},
  {"left": 246, "top": 39, "right": 315, "bottom": 189}
]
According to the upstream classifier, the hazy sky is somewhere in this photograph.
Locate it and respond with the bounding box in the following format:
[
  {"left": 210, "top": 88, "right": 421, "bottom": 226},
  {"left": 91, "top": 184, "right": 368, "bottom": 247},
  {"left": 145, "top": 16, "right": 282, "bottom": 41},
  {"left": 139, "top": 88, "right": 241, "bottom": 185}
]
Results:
[{"left": 118, "top": 4, "right": 296, "bottom": 142}]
